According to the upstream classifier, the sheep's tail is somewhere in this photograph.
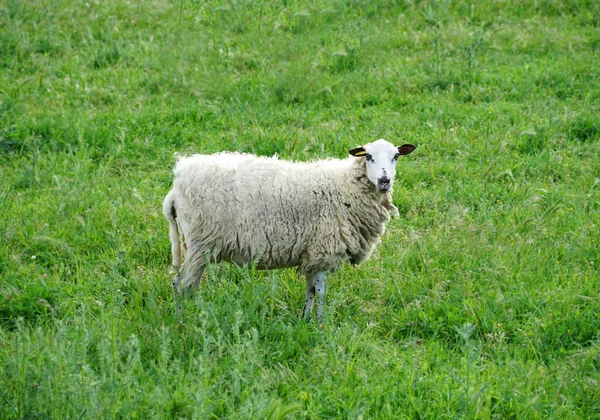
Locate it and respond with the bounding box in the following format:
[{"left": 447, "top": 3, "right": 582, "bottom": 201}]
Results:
[{"left": 162, "top": 190, "right": 181, "bottom": 269}]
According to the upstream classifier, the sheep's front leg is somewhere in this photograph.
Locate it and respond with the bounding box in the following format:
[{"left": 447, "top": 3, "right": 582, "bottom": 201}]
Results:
[
  {"left": 303, "top": 276, "right": 316, "bottom": 320},
  {"left": 303, "top": 271, "right": 327, "bottom": 325},
  {"left": 314, "top": 272, "right": 327, "bottom": 325},
  {"left": 382, "top": 193, "right": 400, "bottom": 218}
]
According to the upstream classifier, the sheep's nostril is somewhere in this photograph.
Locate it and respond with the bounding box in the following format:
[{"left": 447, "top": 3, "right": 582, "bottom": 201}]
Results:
[{"left": 379, "top": 176, "right": 390, "bottom": 184}]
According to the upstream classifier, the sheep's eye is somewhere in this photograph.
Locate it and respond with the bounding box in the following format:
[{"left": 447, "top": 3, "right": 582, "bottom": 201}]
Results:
[
  {"left": 365, "top": 154, "right": 373, "bottom": 162},
  {"left": 393, "top": 153, "right": 400, "bottom": 161}
]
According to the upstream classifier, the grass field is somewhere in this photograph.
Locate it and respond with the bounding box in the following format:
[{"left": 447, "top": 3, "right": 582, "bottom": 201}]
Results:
[{"left": 1, "top": 0, "right": 600, "bottom": 418}]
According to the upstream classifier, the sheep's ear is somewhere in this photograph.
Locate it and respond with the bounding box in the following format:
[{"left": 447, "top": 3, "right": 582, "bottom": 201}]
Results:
[
  {"left": 349, "top": 146, "right": 367, "bottom": 156},
  {"left": 397, "top": 144, "right": 416, "bottom": 155}
]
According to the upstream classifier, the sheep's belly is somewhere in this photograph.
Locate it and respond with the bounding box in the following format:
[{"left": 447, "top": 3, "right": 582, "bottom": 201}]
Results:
[{"left": 222, "top": 253, "right": 299, "bottom": 270}]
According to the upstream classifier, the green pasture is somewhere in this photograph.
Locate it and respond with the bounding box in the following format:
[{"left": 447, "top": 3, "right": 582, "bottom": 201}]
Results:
[{"left": 1, "top": 0, "right": 599, "bottom": 418}]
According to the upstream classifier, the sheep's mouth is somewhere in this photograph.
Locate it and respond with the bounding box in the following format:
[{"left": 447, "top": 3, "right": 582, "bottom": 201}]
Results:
[{"left": 376, "top": 183, "right": 391, "bottom": 192}]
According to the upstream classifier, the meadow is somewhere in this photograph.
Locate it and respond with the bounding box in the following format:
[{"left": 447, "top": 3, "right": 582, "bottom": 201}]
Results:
[{"left": 1, "top": 0, "right": 599, "bottom": 418}]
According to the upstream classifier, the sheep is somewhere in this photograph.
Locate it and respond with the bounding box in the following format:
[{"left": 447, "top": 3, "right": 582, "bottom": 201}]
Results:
[{"left": 162, "top": 139, "right": 416, "bottom": 324}]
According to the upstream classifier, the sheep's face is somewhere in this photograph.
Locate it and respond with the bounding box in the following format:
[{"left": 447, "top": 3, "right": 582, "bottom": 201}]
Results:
[{"left": 349, "top": 139, "right": 415, "bottom": 192}]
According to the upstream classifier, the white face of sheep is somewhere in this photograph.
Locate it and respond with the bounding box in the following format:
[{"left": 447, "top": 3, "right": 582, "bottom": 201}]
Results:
[{"left": 349, "top": 139, "right": 416, "bottom": 192}]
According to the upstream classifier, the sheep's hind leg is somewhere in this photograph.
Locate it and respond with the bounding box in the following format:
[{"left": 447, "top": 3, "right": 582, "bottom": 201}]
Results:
[
  {"left": 303, "top": 271, "right": 327, "bottom": 325},
  {"left": 174, "top": 260, "right": 205, "bottom": 294},
  {"left": 173, "top": 242, "right": 207, "bottom": 294},
  {"left": 173, "top": 257, "right": 205, "bottom": 318}
]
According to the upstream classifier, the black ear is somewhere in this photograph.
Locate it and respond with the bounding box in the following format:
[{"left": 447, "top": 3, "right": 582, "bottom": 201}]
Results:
[
  {"left": 397, "top": 144, "right": 416, "bottom": 155},
  {"left": 349, "top": 146, "right": 367, "bottom": 157}
]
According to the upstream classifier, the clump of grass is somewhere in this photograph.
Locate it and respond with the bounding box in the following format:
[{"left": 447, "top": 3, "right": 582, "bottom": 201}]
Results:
[
  {"left": 516, "top": 128, "right": 548, "bottom": 155},
  {"left": 567, "top": 116, "right": 599, "bottom": 143}
]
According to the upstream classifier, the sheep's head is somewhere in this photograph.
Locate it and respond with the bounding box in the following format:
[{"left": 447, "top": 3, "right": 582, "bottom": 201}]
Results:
[{"left": 349, "top": 139, "right": 415, "bottom": 192}]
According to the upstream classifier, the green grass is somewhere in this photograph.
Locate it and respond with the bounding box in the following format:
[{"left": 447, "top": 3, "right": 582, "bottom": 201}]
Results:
[{"left": 1, "top": 0, "right": 600, "bottom": 418}]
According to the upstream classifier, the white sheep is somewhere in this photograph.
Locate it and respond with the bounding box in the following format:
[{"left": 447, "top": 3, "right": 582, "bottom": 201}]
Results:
[{"left": 162, "top": 139, "right": 415, "bottom": 323}]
